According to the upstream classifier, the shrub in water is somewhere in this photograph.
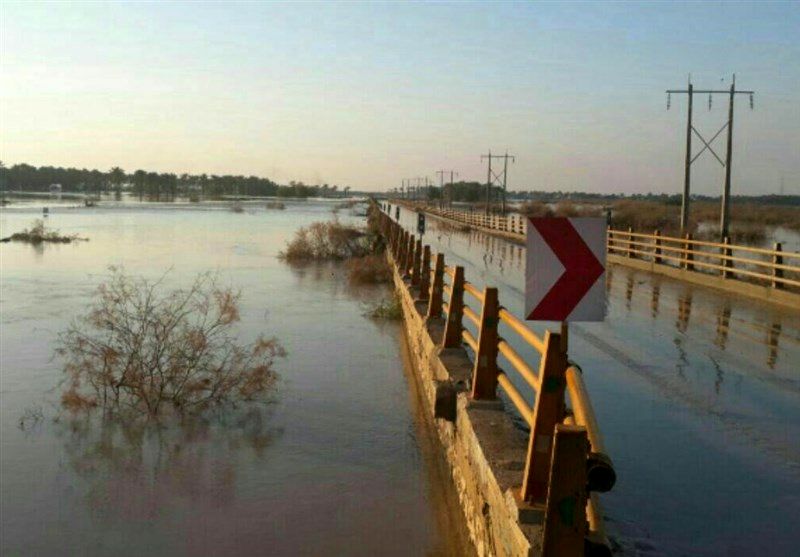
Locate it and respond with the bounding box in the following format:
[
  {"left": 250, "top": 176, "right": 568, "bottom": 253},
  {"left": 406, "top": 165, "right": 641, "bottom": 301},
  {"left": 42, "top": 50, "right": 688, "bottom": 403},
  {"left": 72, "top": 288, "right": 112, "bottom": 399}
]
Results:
[
  {"left": 57, "top": 268, "right": 285, "bottom": 418},
  {"left": 278, "top": 221, "right": 372, "bottom": 262}
]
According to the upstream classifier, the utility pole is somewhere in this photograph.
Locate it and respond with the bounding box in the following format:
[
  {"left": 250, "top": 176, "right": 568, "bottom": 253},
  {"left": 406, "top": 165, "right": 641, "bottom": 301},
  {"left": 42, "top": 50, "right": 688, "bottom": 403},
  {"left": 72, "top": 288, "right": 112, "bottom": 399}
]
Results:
[
  {"left": 481, "top": 151, "right": 515, "bottom": 215},
  {"left": 449, "top": 170, "right": 458, "bottom": 207},
  {"left": 424, "top": 176, "right": 432, "bottom": 203},
  {"left": 436, "top": 169, "right": 458, "bottom": 209},
  {"left": 666, "top": 74, "right": 754, "bottom": 239},
  {"left": 721, "top": 75, "right": 736, "bottom": 239}
]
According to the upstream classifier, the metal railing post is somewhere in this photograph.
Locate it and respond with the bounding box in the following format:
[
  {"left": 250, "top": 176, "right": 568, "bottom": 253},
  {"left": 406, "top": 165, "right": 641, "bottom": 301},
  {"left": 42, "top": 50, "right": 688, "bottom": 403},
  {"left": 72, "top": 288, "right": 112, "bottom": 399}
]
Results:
[
  {"left": 626, "top": 227, "right": 634, "bottom": 258},
  {"left": 442, "top": 266, "right": 465, "bottom": 348},
  {"left": 427, "top": 253, "right": 445, "bottom": 318},
  {"left": 412, "top": 238, "right": 422, "bottom": 286},
  {"left": 521, "top": 330, "right": 567, "bottom": 503},
  {"left": 721, "top": 236, "right": 733, "bottom": 279},
  {"left": 541, "top": 425, "right": 589, "bottom": 557},
  {"left": 653, "top": 229, "right": 662, "bottom": 264},
  {"left": 683, "top": 233, "right": 694, "bottom": 271},
  {"left": 773, "top": 242, "right": 784, "bottom": 289},
  {"left": 395, "top": 228, "right": 404, "bottom": 262},
  {"left": 470, "top": 287, "right": 499, "bottom": 400},
  {"left": 419, "top": 245, "right": 431, "bottom": 300},
  {"left": 401, "top": 232, "right": 412, "bottom": 275}
]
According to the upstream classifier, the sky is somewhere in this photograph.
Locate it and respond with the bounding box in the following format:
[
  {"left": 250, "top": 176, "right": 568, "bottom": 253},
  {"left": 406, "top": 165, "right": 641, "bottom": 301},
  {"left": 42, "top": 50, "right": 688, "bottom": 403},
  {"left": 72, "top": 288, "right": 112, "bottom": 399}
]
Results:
[{"left": 1, "top": 1, "right": 798, "bottom": 194}]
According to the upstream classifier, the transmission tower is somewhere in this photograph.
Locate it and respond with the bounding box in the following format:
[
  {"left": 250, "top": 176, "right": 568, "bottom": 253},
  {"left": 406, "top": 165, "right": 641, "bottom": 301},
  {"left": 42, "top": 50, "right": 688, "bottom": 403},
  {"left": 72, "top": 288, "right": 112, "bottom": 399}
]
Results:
[
  {"left": 436, "top": 169, "right": 458, "bottom": 209},
  {"left": 481, "top": 151, "right": 515, "bottom": 215},
  {"left": 667, "top": 74, "right": 755, "bottom": 238}
]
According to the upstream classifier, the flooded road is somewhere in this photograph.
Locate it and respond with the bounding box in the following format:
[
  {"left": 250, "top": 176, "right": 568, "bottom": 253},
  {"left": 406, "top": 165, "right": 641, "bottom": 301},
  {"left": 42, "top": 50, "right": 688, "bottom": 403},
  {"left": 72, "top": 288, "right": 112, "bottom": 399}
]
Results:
[
  {"left": 392, "top": 204, "right": 800, "bottom": 557},
  {"left": 0, "top": 200, "right": 472, "bottom": 556}
]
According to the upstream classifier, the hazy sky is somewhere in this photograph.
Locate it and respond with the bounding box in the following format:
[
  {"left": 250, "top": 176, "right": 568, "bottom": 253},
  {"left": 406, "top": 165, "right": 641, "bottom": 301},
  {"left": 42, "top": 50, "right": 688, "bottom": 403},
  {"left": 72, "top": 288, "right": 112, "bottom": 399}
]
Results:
[{"left": 1, "top": 1, "right": 798, "bottom": 194}]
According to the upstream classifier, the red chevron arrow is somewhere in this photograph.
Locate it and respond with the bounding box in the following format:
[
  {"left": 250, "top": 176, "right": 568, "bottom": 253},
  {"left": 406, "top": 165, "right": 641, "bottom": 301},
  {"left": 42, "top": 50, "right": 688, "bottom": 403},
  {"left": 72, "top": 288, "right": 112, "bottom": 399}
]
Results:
[{"left": 527, "top": 219, "right": 604, "bottom": 321}]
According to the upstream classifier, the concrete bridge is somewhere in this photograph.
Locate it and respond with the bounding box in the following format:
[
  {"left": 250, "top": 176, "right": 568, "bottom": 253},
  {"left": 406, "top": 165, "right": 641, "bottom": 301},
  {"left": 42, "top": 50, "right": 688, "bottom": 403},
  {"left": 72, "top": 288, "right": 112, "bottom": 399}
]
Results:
[{"left": 372, "top": 199, "right": 800, "bottom": 557}]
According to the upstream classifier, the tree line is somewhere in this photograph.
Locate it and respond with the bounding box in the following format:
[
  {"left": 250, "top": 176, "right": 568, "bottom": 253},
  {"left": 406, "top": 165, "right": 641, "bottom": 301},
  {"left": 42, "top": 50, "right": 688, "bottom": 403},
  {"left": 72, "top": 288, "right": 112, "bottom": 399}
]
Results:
[
  {"left": 0, "top": 162, "right": 352, "bottom": 199},
  {"left": 386, "top": 180, "right": 800, "bottom": 206},
  {"left": 388, "top": 181, "right": 504, "bottom": 203}
]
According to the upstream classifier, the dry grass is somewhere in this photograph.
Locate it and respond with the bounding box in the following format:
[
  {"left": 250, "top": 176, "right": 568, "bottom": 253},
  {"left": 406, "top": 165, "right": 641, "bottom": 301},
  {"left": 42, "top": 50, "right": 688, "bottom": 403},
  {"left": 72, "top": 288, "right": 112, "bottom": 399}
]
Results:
[
  {"left": 2, "top": 219, "right": 86, "bottom": 244},
  {"left": 611, "top": 200, "right": 799, "bottom": 240},
  {"left": 692, "top": 202, "right": 800, "bottom": 233},
  {"left": 609, "top": 200, "right": 678, "bottom": 233},
  {"left": 519, "top": 200, "right": 552, "bottom": 217}
]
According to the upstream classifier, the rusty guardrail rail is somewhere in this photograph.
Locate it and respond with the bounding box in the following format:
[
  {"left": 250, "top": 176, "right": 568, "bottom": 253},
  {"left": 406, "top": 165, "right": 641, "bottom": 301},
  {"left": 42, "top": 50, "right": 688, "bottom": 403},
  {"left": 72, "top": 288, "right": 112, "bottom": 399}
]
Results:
[{"left": 376, "top": 200, "right": 614, "bottom": 556}]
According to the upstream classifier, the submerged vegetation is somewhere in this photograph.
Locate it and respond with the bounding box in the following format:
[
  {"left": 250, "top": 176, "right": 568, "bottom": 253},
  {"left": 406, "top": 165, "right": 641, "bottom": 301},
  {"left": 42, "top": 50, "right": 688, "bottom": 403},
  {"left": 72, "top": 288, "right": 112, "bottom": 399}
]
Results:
[
  {"left": 57, "top": 268, "right": 285, "bottom": 419},
  {"left": 1, "top": 219, "right": 87, "bottom": 244},
  {"left": 365, "top": 294, "right": 402, "bottom": 320},
  {"left": 278, "top": 220, "right": 376, "bottom": 262}
]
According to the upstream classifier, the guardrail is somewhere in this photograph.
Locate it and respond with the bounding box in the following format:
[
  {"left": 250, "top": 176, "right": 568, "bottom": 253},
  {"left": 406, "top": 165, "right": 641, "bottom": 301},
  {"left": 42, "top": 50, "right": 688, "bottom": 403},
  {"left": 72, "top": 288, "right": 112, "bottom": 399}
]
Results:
[
  {"left": 607, "top": 228, "right": 800, "bottom": 290},
  {"left": 376, "top": 201, "right": 614, "bottom": 556},
  {"left": 391, "top": 200, "right": 800, "bottom": 307}
]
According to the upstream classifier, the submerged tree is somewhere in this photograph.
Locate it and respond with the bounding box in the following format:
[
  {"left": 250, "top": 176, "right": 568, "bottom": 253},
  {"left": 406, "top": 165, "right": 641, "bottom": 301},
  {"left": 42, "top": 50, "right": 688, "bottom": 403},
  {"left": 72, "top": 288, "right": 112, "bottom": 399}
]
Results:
[{"left": 57, "top": 268, "right": 285, "bottom": 418}]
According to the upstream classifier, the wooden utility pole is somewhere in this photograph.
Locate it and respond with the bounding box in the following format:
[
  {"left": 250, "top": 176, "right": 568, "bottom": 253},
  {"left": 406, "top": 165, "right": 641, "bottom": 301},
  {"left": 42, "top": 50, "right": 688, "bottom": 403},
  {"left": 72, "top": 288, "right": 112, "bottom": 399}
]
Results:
[
  {"left": 682, "top": 78, "right": 693, "bottom": 234},
  {"left": 721, "top": 76, "right": 736, "bottom": 239},
  {"left": 666, "top": 74, "right": 754, "bottom": 239}
]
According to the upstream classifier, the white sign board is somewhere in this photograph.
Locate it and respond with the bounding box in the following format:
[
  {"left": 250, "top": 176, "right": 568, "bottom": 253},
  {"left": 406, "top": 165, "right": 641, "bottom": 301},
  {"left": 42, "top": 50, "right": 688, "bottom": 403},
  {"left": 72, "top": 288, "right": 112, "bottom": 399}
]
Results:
[{"left": 525, "top": 217, "right": 606, "bottom": 322}]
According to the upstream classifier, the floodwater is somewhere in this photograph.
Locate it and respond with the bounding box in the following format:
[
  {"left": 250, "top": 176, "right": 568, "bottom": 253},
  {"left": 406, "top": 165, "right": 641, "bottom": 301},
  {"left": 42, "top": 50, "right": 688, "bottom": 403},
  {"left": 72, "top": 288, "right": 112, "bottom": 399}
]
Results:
[
  {"left": 391, "top": 204, "right": 800, "bottom": 557},
  {"left": 0, "top": 200, "right": 473, "bottom": 556}
]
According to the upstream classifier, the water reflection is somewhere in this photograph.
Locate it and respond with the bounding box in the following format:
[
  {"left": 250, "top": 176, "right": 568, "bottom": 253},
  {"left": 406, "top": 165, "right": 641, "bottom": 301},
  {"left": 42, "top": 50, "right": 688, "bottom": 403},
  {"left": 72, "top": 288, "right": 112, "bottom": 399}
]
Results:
[
  {"left": 676, "top": 292, "right": 693, "bottom": 333},
  {"left": 709, "top": 356, "right": 725, "bottom": 394},
  {"left": 650, "top": 284, "right": 661, "bottom": 318},
  {"left": 59, "top": 407, "right": 279, "bottom": 522},
  {"left": 767, "top": 322, "right": 781, "bottom": 369},
  {"left": 625, "top": 275, "right": 635, "bottom": 310},
  {"left": 673, "top": 336, "right": 688, "bottom": 380},
  {"left": 611, "top": 265, "right": 795, "bottom": 373},
  {"left": 715, "top": 306, "right": 731, "bottom": 350}
]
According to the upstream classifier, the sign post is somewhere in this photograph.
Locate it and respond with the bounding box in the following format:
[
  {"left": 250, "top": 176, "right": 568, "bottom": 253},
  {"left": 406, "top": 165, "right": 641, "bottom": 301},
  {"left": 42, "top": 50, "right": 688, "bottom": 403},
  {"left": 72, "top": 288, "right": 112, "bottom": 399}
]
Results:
[{"left": 522, "top": 217, "right": 606, "bottom": 506}]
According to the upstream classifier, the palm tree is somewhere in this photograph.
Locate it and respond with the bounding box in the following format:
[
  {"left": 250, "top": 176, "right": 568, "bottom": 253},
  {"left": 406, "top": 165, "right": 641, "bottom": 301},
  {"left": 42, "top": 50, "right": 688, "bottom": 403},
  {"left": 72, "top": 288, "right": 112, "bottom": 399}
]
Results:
[{"left": 109, "top": 167, "right": 126, "bottom": 194}]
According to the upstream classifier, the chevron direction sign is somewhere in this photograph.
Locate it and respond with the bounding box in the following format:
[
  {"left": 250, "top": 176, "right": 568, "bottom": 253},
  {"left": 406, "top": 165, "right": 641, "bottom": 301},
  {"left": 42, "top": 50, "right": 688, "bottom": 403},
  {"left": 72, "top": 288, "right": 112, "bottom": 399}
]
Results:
[{"left": 525, "top": 218, "right": 606, "bottom": 322}]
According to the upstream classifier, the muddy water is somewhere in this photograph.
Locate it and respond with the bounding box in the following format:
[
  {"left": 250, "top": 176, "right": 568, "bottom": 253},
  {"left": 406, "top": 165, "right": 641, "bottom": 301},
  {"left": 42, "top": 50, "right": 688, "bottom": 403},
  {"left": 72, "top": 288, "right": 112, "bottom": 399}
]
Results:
[
  {"left": 0, "top": 200, "right": 472, "bottom": 556},
  {"left": 392, "top": 204, "right": 800, "bottom": 557}
]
